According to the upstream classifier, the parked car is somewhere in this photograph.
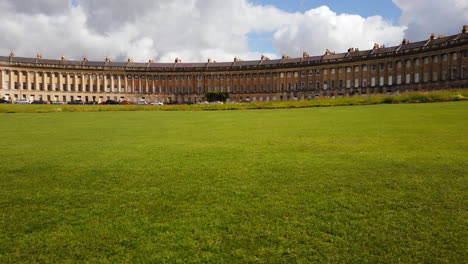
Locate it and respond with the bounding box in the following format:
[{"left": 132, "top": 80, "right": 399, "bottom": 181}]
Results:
[
  {"left": 120, "top": 100, "right": 132, "bottom": 105},
  {"left": 137, "top": 101, "right": 148, "bottom": 105},
  {"left": 85, "top": 101, "right": 97, "bottom": 105},
  {"left": 67, "top": 100, "right": 84, "bottom": 105},
  {"left": 31, "top": 100, "right": 47, "bottom": 104},
  {"left": 105, "top": 100, "right": 120, "bottom": 105},
  {"left": 150, "top": 102, "right": 164, "bottom": 105},
  {"left": 51, "top": 101, "right": 65, "bottom": 105},
  {"left": 15, "top": 99, "right": 30, "bottom": 104},
  {"left": 0, "top": 99, "right": 11, "bottom": 104}
]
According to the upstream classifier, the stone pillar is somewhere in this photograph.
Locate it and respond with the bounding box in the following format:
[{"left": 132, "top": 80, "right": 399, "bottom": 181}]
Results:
[
  {"left": 34, "top": 72, "right": 39, "bottom": 92},
  {"left": 118, "top": 75, "right": 122, "bottom": 93},
  {"left": 111, "top": 75, "right": 115, "bottom": 93},
  {"left": 0, "top": 68, "right": 4, "bottom": 90},
  {"left": 104, "top": 75, "right": 108, "bottom": 93},
  {"left": 25, "top": 71, "right": 31, "bottom": 91}
]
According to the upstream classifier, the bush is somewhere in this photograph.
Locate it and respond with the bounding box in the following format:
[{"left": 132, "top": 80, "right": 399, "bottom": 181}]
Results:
[{"left": 206, "top": 91, "right": 229, "bottom": 102}]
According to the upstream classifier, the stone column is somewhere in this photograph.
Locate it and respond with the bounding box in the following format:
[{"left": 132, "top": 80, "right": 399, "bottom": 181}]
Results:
[
  {"left": 0, "top": 68, "right": 4, "bottom": 90},
  {"left": 34, "top": 72, "right": 39, "bottom": 92},
  {"left": 111, "top": 75, "right": 115, "bottom": 93},
  {"left": 104, "top": 75, "right": 108, "bottom": 93},
  {"left": 118, "top": 75, "right": 122, "bottom": 93},
  {"left": 25, "top": 71, "right": 31, "bottom": 91}
]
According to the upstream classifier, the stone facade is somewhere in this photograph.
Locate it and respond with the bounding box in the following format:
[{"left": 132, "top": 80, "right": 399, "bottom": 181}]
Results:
[{"left": 1, "top": 26, "right": 467, "bottom": 104}]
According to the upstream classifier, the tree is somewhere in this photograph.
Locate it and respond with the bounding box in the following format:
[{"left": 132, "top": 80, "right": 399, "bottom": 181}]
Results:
[{"left": 206, "top": 91, "right": 229, "bottom": 102}]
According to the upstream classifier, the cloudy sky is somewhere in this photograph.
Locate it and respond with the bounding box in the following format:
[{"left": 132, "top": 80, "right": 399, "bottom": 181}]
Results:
[{"left": 0, "top": 0, "right": 467, "bottom": 62}]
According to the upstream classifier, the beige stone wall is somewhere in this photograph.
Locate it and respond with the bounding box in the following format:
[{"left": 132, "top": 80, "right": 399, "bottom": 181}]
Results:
[{"left": 1, "top": 46, "right": 467, "bottom": 103}]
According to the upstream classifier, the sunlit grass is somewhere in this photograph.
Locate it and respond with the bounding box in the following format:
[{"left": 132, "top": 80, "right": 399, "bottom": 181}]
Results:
[{"left": 0, "top": 101, "right": 467, "bottom": 262}]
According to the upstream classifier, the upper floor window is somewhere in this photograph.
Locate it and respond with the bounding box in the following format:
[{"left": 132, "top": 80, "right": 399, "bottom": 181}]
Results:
[{"left": 406, "top": 60, "right": 411, "bottom": 68}]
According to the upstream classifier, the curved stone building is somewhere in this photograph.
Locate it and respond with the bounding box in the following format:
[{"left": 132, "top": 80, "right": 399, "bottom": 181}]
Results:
[{"left": 1, "top": 26, "right": 467, "bottom": 104}]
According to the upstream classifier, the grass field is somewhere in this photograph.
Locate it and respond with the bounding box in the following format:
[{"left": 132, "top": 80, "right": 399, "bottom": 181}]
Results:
[{"left": 0, "top": 101, "right": 467, "bottom": 263}]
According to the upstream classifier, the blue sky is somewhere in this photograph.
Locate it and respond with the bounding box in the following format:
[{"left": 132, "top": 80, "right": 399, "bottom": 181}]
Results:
[
  {"left": 248, "top": 0, "right": 402, "bottom": 54},
  {"left": 251, "top": 0, "right": 402, "bottom": 22}
]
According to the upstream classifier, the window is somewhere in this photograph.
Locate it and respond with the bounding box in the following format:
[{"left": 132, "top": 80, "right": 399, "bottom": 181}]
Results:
[
  {"left": 414, "top": 59, "right": 420, "bottom": 66},
  {"left": 363, "top": 79, "right": 368, "bottom": 87},
  {"left": 443, "top": 54, "right": 448, "bottom": 61},
  {"left": 388, "top": 62, "right": 393, "bottom": 69},
  {"left": 423, "top": 72, "right": 429, "bottom": 82},
  {"left": 354, "top": 66, "right": 360, "bottom": 72},
  {"left": 451, "top": 67, "right": 457, "bottom": 79},
  {"left": 452, "top": 53, "right": 458, "bottom": 60},
  {"left": 363, "top": 65, "right": 368, "bottom": 72},
  {"left": 379, "top": 77, "right": 384, "bottom": 86},
  {"left": 415, "top": 73, "right": 420, "bottom": 83},
  {"left": 406, "top": 60, "right": 411, "bottom": 68},
  {"left": 346, "top": 67, "right": 351, "bottom": 73},
  {"left": 388, "top": 76, "right": 393, "bottom": 86},
  {"left": 280, "top": 72, "right": 285, "bottom": 78},
  {"left": 424, "top": 57, "right": 430, "bottom": 64},
  {"left": 346, "top": 80, "right": 351, "bottom": 88},
  {"left": 433, "top": 72, "right": 438, "bottom": 81},
  {"left": 354, "top": 79, "right": 359, "bottom": 88},
  {"left": 371, "top": 64, "right": 377, "bottom": 71},
  {"left": 379, "top": 63, "right": 385, "bottom": 71},
  {"left": 331, "top": 68, "right": 336, "bottom": 74},
  {"left": 197, "top": 75, "right": 203, "bottom": 80},
  {"left": 371, "top": 77, "right": 376, "bottom": 87},
  {"left": 316, "top": 69, "right": 320, "bottom": 76},
  {"left": 316, "top": 81, "right": 321, "bottom": 89},
  {"left": 406, "top": 74, "right": 411, "bottom": 84},
  {"left": 433, "top": 55, "right": 439, "bottom": 63},
  {"left": 462, "top": 67, "right": 467, "bottom": 79},
  {"left": 397, "top": 61, "right": 402, "bottom": 68}
]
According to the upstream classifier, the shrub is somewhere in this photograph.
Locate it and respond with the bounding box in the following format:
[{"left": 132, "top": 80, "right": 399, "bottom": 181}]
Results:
[{"left": 206, "top": 91, "right": 229, "bottom": 102}]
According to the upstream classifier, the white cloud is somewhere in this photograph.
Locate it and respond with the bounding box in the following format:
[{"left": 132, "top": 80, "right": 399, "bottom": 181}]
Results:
[
  {"left": 272, "top": 6, "right": 405, "bottom": 57},
  {"left": 393, "top": 0, "right": 468, "bottom": 40},
  {"left": 0, "top": 0, "right": 463, "bottom": 63}
]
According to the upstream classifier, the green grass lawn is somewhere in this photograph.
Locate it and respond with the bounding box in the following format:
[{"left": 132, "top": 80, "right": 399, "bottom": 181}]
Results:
[{"left": 0, "top": 102, "right": 467, "bottom": 263}]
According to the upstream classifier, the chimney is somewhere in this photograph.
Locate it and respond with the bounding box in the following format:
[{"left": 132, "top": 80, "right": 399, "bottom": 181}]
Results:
[
  {"left": 234, "top": 57, "right": 243, "bottom": 62},
  {"left": 207, "top": 58, "right": 212, "bottom": 63},
  {"left": 463, "top": 25, "right": 468, "bottom": 34},
  {"left": 128, "top": 58, "right": 134, "bottom": 62},
  {"left": 105, "top": 56, "right": 112, "bottom": 62},
  {"left": 9, "top": 51, "right": 14, "bottom": 57},
  {"left": 402, "top": 39, "right": 410, "bottom": 45},
  {"left": 373, "top": 43, "right": 380, "bottom": 49},
  {"left": 36, "top": 53, "right": 43, "bottom": 60},
  {"left": 430, "top": 33, "right": 437, "bottom": 40},
  {"left": 83, "top": 56, "right": 89, "bottom": 62},
  {"left": 149, "top": 59, "right": 155, "bottom": 63},
  {"left": 61, "top": 55, "right": 66, "bottom": 60},
  {"left": 175, "top": 57, "right": 181, "bottom": 63},
  {"left": 347, "top": 48, "right": 355, "bottom": 52},
  {"left": 324, "top": 49, "right": 335, "bottom": 55},
  {"left": 303, "top": 51, "right": 310, "bottom": 58}
]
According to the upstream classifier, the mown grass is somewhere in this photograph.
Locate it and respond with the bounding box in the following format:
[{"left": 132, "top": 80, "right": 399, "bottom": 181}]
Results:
[
  {"left": 0, "top": 102, "right": 467, "bottom": 263},
  {"left": 1, "top": 89, "right": 467, "bottom": 113}
]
